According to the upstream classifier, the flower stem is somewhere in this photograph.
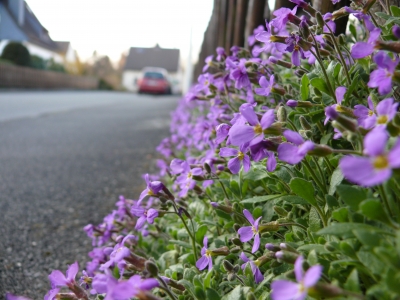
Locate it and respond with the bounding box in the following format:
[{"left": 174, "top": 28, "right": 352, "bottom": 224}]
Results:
[
  {"left": 323, "top": 157, "right": 335, "bottom": 174},
  {"left": 302, "top": 159, "right": 328, "bottom": 195},
  {"left": 157, "top": 276, "right": 178, "bottom": 300},
  {"left": 279, "top": 222, "right": 308, "bottom": 231},
  {"left": 378, "top": 185, "right": 394, "bottom": 220},
  {"left": 332, "top": 149, "right": 362, "bottom": 155}
]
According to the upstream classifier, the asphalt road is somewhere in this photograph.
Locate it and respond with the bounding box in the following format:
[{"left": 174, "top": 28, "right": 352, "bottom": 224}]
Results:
[{"left": 0, "top": 91, "right": 179, "bottom": 298}]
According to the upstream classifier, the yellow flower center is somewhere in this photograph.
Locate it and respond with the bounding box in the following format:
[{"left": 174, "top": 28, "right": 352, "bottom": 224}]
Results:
[
  {"left": 187, "top": 172, "right": 192, "bottom": 178},
  {"left": 204, "top": 80, "right": 209, "bottom": 86},
  {"left": 294, "top": 45, "right": 300, "bottom": 51},
  {"left": 252, "top": 226, "right": 258, "bottom": 234},
  {"left": 335, "top": 105, "right": 345, "bottom": 113},
  {"left": 237, "top": 151, "right": 245, "bottom": 161},
  {"left": 254, "top": 124, "right": 263, "bottom": 135},
  {"left": 147, "top": 189, "right": 155, "bottom": 196},
  {"left": 373, "top": 155, "right": 389, "bottom": 170},
  {"left": 368, "top": 110, "right": 374, "bottom": 117},
  {"left": 377, "top": 115, "right": 388, "bottom": 124},
  {"left": 205, "top": 249, "right": 212, "bottom": 257}
]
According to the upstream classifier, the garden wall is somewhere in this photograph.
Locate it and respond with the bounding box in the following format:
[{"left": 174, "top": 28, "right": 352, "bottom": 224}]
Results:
[{"left": 0, "top": 64, "right": 98, "bottom": 89}]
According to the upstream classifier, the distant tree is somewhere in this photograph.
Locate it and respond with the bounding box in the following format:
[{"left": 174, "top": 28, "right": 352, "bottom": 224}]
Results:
[
  {"left": 1, "top": 42, "right": 30, "bottom": 66},
  {"left": 30, "top": 55, "right": 46, "bottom": 69},
  {"left": 46, "top": 58, "right": 66, "bottom": 73}
]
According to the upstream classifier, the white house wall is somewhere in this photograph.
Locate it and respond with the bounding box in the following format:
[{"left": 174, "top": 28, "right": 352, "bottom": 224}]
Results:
[
  {"left": 122, "top": 70, "right": 140, "bottom": 92},
  {"left": 24, "top": 42, "right": 63, "bottom": 64}
]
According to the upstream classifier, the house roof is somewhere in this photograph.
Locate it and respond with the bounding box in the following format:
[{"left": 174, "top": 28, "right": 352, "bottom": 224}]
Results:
[
  {"left": 124, "top": 45, "right": 180, "bottom": 72},
  {"left": 0, "top": 1, "right": 68, "bottom": 54}
]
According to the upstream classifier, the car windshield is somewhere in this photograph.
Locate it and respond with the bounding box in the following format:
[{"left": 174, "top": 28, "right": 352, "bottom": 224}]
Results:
[{"left": 144, "top": 72, "right": 164, "bottom": 79}]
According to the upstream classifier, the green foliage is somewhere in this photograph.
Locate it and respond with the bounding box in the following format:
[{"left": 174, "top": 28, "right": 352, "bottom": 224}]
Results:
[{"left": 1, "top": 42, "right": 30, "bottom": 66}]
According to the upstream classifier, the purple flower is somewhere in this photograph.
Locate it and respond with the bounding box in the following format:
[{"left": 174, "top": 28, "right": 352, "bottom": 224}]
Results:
[
  {"left": 100, "top": 235, "right": 135, "bottom": 271},
  {"left": 138, "top": 174, "right": 164, "bottom": 203},
  {"left": 351, "top": 27, "right": 381, "bottom": 59},
  {"left": 286, "top": 100, "right": 298, "bottom": 107},
  {"left": 215, "top": 123, "right": 231, "bottom": 144},
  {"left": 48, "top": 261, "right": 79, "bottom": 289},
  {"left": 249, "top": 140, "right": 277, "bottom": 172},
  {"left": 248, "top": 25, "right": 265, "bottom": 47},
  {"left": 393, "top": 25, "right": 400, "bottom": 39},
  {"left": 324, "top": 86, "right": 347, "bottom": 125},
  {"left": 131, "top": 203, "right": 158, "bottom": 230},
  {"left": 220, "top": 144, "right": 251, "bottom": 174},
  {"left": 238, "top": 209, "right": 261, "bottom": 253},
  {"left": 196, "top": 236, "right": 213, "bottom": 271},
  {"left": 170, "top": 159, "right": 203, "bottom": 197},
  {"left": 229, "top": 59, "right": 250, "bottom": 89},
  {"left": 255, "top": 75, "right": 274, "bottom": 97},
  {"left": 271, "top": 6, "right": 298, "bottom": 30},
  {"left": 43, "top": 288, "right": 60, "bottom": 300},
  {"left": 216, "top": 47, "right": 226, "bottom": 61},
  {"left": 254, "top": 21, "right": 287, "bottom": 55},
  {"left": 271, "top": 256, "right": 322, "bottom": 300},
  {"left": 368, "top": 51, "right": 399, "bottom": 95},
  {"left": 240, "top": 252, "right": 264, "bottom": 283},
  {"left": 285, "top": 34, "right": 306, "bottom": 66},
  {"left": 340, "top": 127, "right": 400, "bottom": 186},
  {"left": 355, "top": 98, "right": 397, "bottom": 129},
  {"left": 229, "top": 104, "right": 275, "bottom": 146},
  {"left": 278, "top": 130, "right": 314, "bottom": 165},
  {"left": 202, "top": 55, "right": 213, "bottom": 72}
]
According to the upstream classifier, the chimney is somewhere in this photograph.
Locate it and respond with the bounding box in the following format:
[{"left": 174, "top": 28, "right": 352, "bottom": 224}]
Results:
[{"left": 9, "top": 0, "right": 25, "bottom": 26}]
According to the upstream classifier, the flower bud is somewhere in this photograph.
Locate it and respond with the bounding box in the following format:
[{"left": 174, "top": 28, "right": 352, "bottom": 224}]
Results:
[
  {"left": 294, "top": 69, "right": 306, "bottom": 77},
  {"left": 263, "top": 122, "right": 284, "bottom": 136},
  {"left": 307, "top": 144, "right": 333, "bottom": 157},
  {"left": 332, "top": 7, "right": 349, "bottom": 21},
  {"left": 145, "top": 260, "right": 159, "bottom": 277},
  {"left": 326, "top": 107, "right": 357, "bottom": 132},
  {"left": 275, "top": 250, "right": 299, "bottom": 264},
  {"left": 230, "top": 246, "right": 241, "bottom": 253},
  {"left": 316, "top": 12, "right": 324, "bottom": 27},
  {"left": 279, "top": 243, "right": 298, "bottom": 253},
  {"left": 375, "top": 40, "right": 400, "bottom": 54},
  {"left": 233, "top": 223, "right": 241, "bottom": 232},
  {"left": 277, "top": 106, "right": 287, "bottom": 122},
  {"left": 269, "top": 56, "right": 291, "bottom": 68},
  {"left": 227, "top": 273, "right": 236, "bottom": 281},
  {"left": 271, "top": 86, "right": 286, "bottom": 95},
  {"left": 273, "top": 205, "right": 288, "bottom": 217},
  {"left": 223, "top": 260, "right": 234, "bottom": 272},
  {"left": 125, "top": 253, "right": 146, "bottom": 271},
  {"left": 211, "top": 246, "right": 230, "bottom": 256},
  {"left": 298, "top": 38, "right": 312, "bottom": 51},
  {"left": 270, "top": 35, "right": 288, "bottom": 43},
  {"left": 393, "top": 112, "right": 400, "bottom": 127},
  {"left": 259, "top": 221, "right": 280, "bottom": 233},
  {"left": 299, "top": 116, "right": 312, "bottom": 130},
  {"left": 338, "top": 34, "right": 346, "bottom": 46},
  {"left": 299, "top": 130, "right": 313, "bottom": 139},
  {"left": 393, "top": 25, "right": 400, "bottom": 39},
  {"left": 265, "top": 243, "right": 281, "bottom": 252},
  {"left": 231, "top": 237, "right": 243, "bottom": 246},
  {"left": 309, "top": 283, "right": 344, "bottom": 299},
  {"left": 233, "top": 264, "right": 240, "bottom": 273},
  {"left": 211, "top": 202, "right": 233, "bottom": 213},
  {"left": 203, "top": 162, "right": 212, "bottom": 174},
  {"left": 57, "top": 294, "right": 78, "bottom": 300}
]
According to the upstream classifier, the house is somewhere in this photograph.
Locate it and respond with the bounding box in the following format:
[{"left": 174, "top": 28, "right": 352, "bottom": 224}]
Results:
[
  {"left": 0, "top": 0, "right": 76, "bottom": 67},
  {"left": 122, "top": 44, "right": 181, "bottom": 93}
]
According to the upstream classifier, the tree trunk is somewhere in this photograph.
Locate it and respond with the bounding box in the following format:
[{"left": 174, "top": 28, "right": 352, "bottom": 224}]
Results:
[
  {"left": 225, "top": 0, "right": 237, "bottom": 52},
  {"left": 312, "top": 0, "right": 350, "bottom": 35},
  {"left": 245, "top": 0, "right": 267, "bottom": 48},
  {"left": 233, "top": 0, "right": 250, "bottom": 47},
  {"left": 217, "top": 0, "right": 228, "bottom": 48},
  {"left": 274, "top": 0, "right": 296, "bottom": 11}
]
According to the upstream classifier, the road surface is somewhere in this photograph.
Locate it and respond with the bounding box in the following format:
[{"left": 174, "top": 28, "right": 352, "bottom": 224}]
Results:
[{"left": 0, "top": 91, "right": 179, "bottom": 298}]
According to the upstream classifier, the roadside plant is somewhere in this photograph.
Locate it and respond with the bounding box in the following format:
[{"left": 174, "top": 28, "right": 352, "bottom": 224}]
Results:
[{"left": 7, "top": 1, "right": 400, "bottom": 299}]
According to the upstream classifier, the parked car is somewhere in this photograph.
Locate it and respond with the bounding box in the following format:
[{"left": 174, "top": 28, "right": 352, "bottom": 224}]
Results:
[{"left": 137, "top": 67, "right": 171, "bottom": 95}]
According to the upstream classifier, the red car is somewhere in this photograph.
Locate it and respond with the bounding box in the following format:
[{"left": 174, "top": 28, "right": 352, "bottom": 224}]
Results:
[{"left": 137, "top": 67, "right": 171, "bottom": 95}]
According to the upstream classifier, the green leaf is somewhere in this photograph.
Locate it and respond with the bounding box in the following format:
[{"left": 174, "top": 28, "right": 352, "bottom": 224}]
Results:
[
  {"left": 329, "top": 167, "right": 344, "bottom": 195},
  {"left": 195, "top": 225, "right": 208, "bottom": 245},
  {"left": 391, "top": 5, "right": 400, "bottom": 17},
  {"left": 359, "top": 198, "right": 392, "bottom": 226},
  {"left": 204, "top": 270, "right": 213, "bottom": 289},
  {"left": 310, "top": 77, "right": 330, "bottom": 95},
  {"left": 320, "top": 133, "right": 332, "bottom": 145},
  {"left": 230, "top": 180, "right": 241, "bottom": 198},
  {"left": 194, "top": 286, "right": 206, "bottom": 299},
  {"left": 352, "top": 228, "right": 381, "bottom": 247},
  {"left": 317, "top": 223, "right": 389, "bottom": 239},
  {"left": 332, "top": 207, "right": 348, "bottom": 223},
  {"left": 333, "top": 63, "right": 341, "bottom": 78},
  {"left": 344, "top": 73, "right": 359, "bottom": 103},
  {"left": 326, "top": 194, "right": 339, "bottom": 208},
  {"left": 276, "top": 195, "right": 309, "bottom": 205},
  {"left": 241, "top": 194, "right": 282, "bottom": 204},
  {"left": 344, "top": 268, "right": 361, "bottom": 293},
  {"left": 297, "top": 244, "right": 331, "bottom": 255},
  {"left": 243, "top": 169, "right": 268, "bottom": 181},
  {"left": 336, "top": 184, "right": 367, "bottom": 211},
  {"left": 289, "top": 178, "right": 317, "bottom": 206},
  {"left": 309, "top": 207, "right": 322, "bottom": 232},
  {"left": 300, "top": 74, "right": 309, "bottom": 100},
  {"left": 206, "top": 288, "right": 220, "bottom": 300},
  {"left": 221, "top": 285, "right": 251, "bottom": 300},
  {"left": 349, "top": 24, "right": 357, "bottom": 40},
  {"left": 169, "top": 240, "right": 192, "bottom": 249},
  {"left": 375, "top": 12, "right": 391, "bottom": 20}
]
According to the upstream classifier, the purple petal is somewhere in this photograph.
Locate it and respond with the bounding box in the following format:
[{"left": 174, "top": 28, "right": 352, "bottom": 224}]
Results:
[
  {"left": 219, "top": 147, "right": 239, "bottom": 157},
  {"left": 48, "top": 270, "right": 67, "bottom": 288},
  {"left": 292, "top": 50, "right": 301, "bottom": 66},
  {"left": 297, "top": 141, "right": 314, "bottom": 156},
  {"left": 207, "top": 256, "right": 213, "bottom": 271},
  {"left": 238, "top": 226, "right": 254, "bottom": 242},
  {"left": 368, "top": 28, "right": 381, "bottom": 43},
  {"left": 389, "top": 139, "right": 400, "bottom": 168},
  {"left": 363, "top": 127, "right": 388, "bottom": 156},
  {"left": 138, "top": 278, "right": 159, "bottom": 290},
  {"left": 242, "top": 155, "right": 251, "bottom": 172},
  {"left": 228, "top": 157, "right": 241, "bottom": 174},
  {"left": 135, "top": 216, "right": 147, "bottom": 230},
  {"left": 259, "top": 76, "right": 269, "bottom": 88},
  {"left": 113, "top": 246, "right": 130, "bottom": 262},
  {"left": 229, "top": 124, "right": 256, "bottom": 146},
  {"left": 203, "top": 236, "right": 208, "bottom": 248},
  {"left": 191, "top": 168, "right": 203, "bottom": 176},
  {"left": 351, "top": 42, "right": 374, "bottom": 59},
  {"left": 376, "top": 98, "right": 395, "bottom": 117},
  {"left": 146, "top": 209, "right": 158, "bottom": 224},
  {"left": 240, "top": 252, "right": 249, "bottom": 263},
  {"left": 252, "top": 233, "right": 260, "bottom": 253},
  {"left": 44, "top": 288, "right": 60, "bottom": 300},
  {"left": 303, "top": 265, "right": 323, "bottom": 287},
  {"left": 294, "top": 256, "right": 304, "bottom": 282},
  {"left": 6, "top": 294, "right": 32, "bottom": 300},
  {"left": 66, "top": 262, "right": 79, "bottom": 282},
  {"left": 283, "top": 130, "right": 304, "bottom": 145},
  {"left": 335, "top": 87, "right": 347, "bottom": 104},
  {"left": 243, "top": 209, "right": 255, "bottom": 224},
  {"left": 240, "top": 104, "right": 259, "bottom": 126},
  {"left": 278, "top": 143, "right": 302, "bottom": 165},
  {"left": 271, "top": 280, "right": 300, "bottom": 300},
  {"left": 266, "top": 151, "right": 277, "bottom": 172},
  {"left": 255, "top": 31, "right": 271, "bottom": 43},
  {"left": 196, "top": 255, "right": 209, "bottom": 270},
  {"left": 260, "top": 109, "right": 275, "bottom": 129}
]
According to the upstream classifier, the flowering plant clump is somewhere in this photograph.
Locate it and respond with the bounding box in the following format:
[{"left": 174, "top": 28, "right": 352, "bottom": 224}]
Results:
[{"left": 8, "top": 1, "right": 400, "bottom": 299}]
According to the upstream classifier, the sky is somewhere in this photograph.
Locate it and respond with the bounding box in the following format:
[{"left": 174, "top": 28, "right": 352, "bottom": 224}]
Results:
[{"left": 25, "top": 0, "right": 215, "bottom": 64}]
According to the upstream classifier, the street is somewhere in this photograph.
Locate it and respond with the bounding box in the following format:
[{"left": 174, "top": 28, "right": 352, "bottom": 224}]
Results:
[{"left": 0, "top": 91, "right": 179, "bottom": 298}]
